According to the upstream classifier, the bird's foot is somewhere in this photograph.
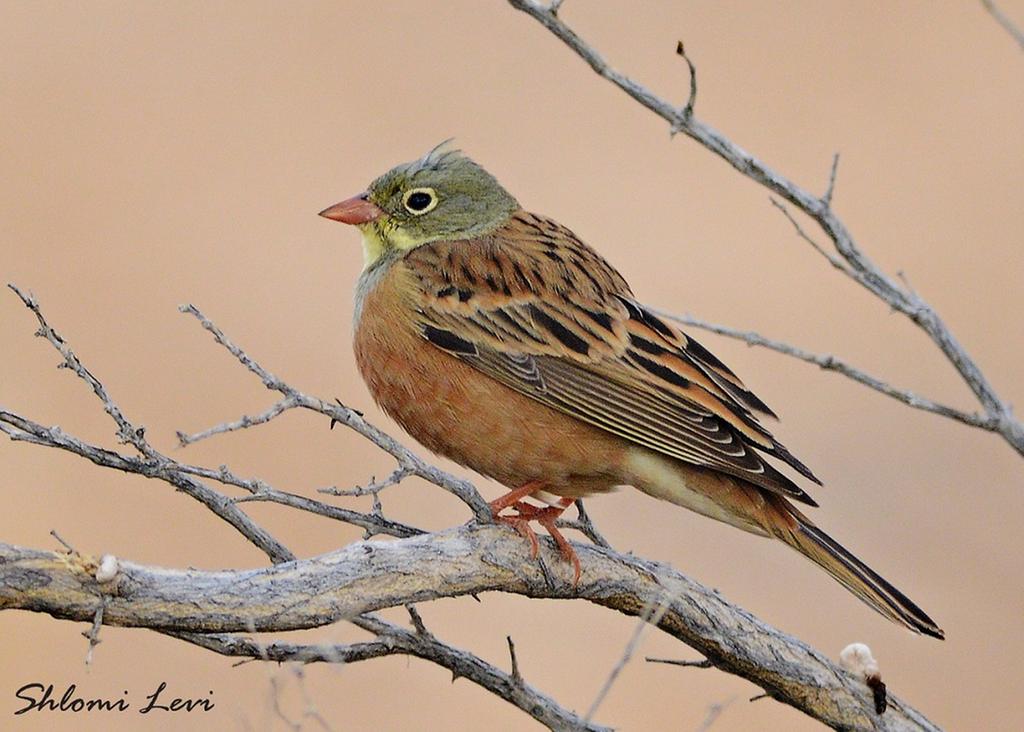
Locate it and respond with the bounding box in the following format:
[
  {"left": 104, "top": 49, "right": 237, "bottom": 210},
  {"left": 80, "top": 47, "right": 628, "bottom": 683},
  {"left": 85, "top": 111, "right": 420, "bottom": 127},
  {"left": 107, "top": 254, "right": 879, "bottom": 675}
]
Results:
[
  {"left": 488, "top": 481, "right": 545, "bottom": 515},
  {"left": 490, "top": 487, "right": 580, "bottom": 586},
  {"left": 534, "top": 504, "right": 581, "bottom": 586}
]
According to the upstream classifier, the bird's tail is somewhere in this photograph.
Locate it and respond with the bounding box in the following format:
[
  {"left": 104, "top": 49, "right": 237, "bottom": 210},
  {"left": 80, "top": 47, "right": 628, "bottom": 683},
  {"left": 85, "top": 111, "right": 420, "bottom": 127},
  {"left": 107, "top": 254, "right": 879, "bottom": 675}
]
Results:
[{"left": 775, "top": 500, "right": 944, "bottom": 639}]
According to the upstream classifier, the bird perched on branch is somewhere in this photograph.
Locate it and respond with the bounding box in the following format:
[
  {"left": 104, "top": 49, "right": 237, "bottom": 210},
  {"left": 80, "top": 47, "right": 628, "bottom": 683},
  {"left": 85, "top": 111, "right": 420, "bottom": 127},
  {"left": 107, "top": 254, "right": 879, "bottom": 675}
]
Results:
[{"left": 320, "top": 142, "right": 943, "bottom": 639}]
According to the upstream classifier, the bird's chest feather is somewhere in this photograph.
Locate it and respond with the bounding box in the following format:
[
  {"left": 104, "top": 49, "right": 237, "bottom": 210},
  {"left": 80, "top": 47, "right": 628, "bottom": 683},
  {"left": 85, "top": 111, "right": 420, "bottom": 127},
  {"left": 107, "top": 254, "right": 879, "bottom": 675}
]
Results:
[
  {"left": 351, "top": 260, "right": 623, "bottom": 493},
  {"left": 353, "top": 261, "right": 488, "bottom": 461}
]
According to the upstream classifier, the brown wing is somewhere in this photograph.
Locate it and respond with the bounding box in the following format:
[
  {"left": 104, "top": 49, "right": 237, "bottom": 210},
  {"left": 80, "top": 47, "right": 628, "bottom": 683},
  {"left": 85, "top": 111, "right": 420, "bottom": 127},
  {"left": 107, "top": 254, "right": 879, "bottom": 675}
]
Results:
[{"left": 402, "top": 210, "right": 820, "bottom": 504}]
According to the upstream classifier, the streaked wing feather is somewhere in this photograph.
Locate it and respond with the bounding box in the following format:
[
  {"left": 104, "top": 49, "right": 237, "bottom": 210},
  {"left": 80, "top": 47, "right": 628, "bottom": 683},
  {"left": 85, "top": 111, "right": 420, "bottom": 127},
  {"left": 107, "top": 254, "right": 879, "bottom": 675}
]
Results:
[{"left": 405, "top": 211, "right": 821, "bottom": 503}]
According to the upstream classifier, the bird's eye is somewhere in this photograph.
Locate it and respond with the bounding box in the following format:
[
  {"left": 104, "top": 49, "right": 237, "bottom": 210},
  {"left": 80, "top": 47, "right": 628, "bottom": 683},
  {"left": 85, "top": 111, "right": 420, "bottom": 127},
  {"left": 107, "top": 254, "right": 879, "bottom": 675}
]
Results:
[{"left": 402, "top": 187, "right": 438, "bottom": 215}]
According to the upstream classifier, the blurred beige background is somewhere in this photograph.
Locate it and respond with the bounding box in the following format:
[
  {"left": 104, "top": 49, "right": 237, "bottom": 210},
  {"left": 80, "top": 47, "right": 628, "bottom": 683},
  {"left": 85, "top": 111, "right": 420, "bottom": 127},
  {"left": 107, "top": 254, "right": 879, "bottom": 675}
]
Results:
[{"left": 2, "top": 1, "right": 1022, "bottom": 730}]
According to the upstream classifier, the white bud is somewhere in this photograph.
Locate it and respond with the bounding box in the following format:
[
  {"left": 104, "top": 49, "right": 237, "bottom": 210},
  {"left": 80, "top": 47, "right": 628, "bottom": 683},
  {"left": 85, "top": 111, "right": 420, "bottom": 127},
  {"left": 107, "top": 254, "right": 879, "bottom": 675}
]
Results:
[
  {"left": 839, "top": 642, "right": 880, "bottom": 679},
  {"left": 95, "top": 554, "right": 119, "bottom": 583}
]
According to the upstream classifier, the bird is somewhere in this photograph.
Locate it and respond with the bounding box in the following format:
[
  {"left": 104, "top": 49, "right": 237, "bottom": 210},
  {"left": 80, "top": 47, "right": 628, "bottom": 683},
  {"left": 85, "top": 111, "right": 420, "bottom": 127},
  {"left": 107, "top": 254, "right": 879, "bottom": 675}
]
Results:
[{"left": 319, "top": 142, "right": 944, "bottom": 639}]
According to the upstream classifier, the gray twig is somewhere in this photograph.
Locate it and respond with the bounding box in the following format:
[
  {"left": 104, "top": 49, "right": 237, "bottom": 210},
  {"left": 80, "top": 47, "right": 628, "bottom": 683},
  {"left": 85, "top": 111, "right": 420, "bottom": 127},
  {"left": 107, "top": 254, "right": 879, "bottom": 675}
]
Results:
[
  {"left": 656, "top": 310, "right": 996, "bottom": 431},
  {"left": 646, "top": 657, "right": 713, "bottom": 669},
  {"left": 3, "top": 290, "right": 294, "bottom": 564},
  {"left": 169, "top": 614, "right": 609, "bottom": 732},
  {"left": 981, "top": 0, "right": 1024, "bottom": 50},
  {"left": 507, "top": 636, "right": 522, "bottom": 685},
  {"left": 50, "top": 530, "right": 76, "bottom": 553},
  {"left": 585, "top": 591, "right": 674, "bottom": 722},
  {"left": 822, "top": 152, "right": 840, "bottom": 208},
  {"left": 83, "top": 602, "right": 105, "bottom": 665},
  {"left": 319, "top": 466, "right": 413, "bottom": 497},
  {"left": 176, "top": 398, "right": 297, "bottom": 447},
  {"left": 555, "top": 499, "right": 612, "bottom": 549},
  {"left": 696, "top": 697, "right": 735, "bottom": 732},
  {"left": 675, "top": 41, "right": 698, "bottom": 123},
  {"left": 178, "top": 304, "right": 492, "bottom": 520}
]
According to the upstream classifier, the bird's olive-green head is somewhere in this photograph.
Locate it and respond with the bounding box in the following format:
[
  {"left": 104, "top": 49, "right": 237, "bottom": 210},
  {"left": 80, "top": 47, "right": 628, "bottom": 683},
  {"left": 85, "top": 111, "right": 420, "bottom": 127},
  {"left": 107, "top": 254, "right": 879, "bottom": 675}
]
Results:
[{"left": 320, "top": 143, "right": 519, "bottom": 267}]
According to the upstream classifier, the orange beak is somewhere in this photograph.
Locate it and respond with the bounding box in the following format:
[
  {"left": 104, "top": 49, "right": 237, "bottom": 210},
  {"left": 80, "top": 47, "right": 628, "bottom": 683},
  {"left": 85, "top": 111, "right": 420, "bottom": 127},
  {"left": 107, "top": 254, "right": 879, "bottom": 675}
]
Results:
[{"left": 318, "top": 193, "right": 384, "bottom": 225}]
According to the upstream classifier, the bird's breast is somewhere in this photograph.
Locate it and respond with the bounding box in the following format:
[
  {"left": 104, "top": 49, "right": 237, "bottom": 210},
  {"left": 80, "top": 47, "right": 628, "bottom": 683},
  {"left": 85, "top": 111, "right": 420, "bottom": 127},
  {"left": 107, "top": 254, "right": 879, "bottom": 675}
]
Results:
[{"left": 352, "top": 262, "right": 626, "bottom": 496}]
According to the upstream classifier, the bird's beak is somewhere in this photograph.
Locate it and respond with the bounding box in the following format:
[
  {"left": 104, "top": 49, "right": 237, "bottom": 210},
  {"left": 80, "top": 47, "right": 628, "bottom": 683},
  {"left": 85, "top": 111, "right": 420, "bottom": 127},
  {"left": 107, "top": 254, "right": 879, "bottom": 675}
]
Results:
[{"left": 318, "top": 193, "right": 384, "bottom": 225}]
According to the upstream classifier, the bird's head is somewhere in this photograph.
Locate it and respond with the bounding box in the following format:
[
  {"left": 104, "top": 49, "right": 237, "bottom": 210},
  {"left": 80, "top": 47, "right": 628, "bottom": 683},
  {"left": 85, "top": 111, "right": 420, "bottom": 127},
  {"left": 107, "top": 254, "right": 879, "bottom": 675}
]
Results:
[{"left": 320, "top": 142, "right": 519, "bottom": 267}]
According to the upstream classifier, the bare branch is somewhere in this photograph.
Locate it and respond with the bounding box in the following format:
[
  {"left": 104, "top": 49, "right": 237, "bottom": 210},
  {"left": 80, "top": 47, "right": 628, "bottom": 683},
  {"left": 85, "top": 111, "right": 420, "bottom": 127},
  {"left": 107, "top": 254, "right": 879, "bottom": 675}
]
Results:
[
  {"left": 981, "top": 0, "right": 1024, "bottom": 50},
  {"left": 171, "top": 614, "right": 607, "bottom": 732},
  {"left": 405, "top": 605, "right": 429, "bottom": 636},
  {"left": 83, "top": 601, "right": 105, "bottom": 665},
  {"left": 0, "top": 413, "right": 296, "bottom": 564},
  {"left": 769, "top": 199, "right": 856, "bottom": 279},
  {"left": 822, "top": 152, "right": 841, "bottom": 208},
  {"left": 176, "top": 397, "right": 297, "bottom": 447},
  {"left": 655, "top": 311, "right": 997, "bottom": 431},
  {"left": 319, "top": 466, "right": 413, "bottom": 498},
  {"left": 674, "top": 41, "right": 697, "bottom": 123},
  {"left": 585, "top": 591, "right": 673, "bottom": 721},
  {"left": 696, "top": 697, "right": 735, "bottom": 732},
  {"left": 506, "top": 1, "right": 1024, "bottom": 459},
  {"left": 0, "top": 529, "right": 939, "bottom": 730},
  {"left": 646, "top": 657, "right": 713, "bottom": 669},
  {"left": 1, "top": 407, "right": 421, "bottom": 541},
  {"left": 506, "top": 636, "right": 522, "bottom": 685},
  {"left": 178, "top": 304, "right": 493, "bottom": 520},
  {"left": 49, "top": 529, "right": 76, "bottom": 553},
  {"left": 7, "top": 284, "right": 155, "bottom": 456},
  {"left": 555, "top": 499, "right": 612, "bottom": 549}
]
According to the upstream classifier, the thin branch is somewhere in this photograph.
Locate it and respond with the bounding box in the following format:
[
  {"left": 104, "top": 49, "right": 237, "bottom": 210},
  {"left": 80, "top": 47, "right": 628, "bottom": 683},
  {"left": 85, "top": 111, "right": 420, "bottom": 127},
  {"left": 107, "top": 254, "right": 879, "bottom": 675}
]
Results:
[
  {"left": 555, "top": 499, "right": 612, "bottom": 549},
  {"left": 7, "top": 284, "right": 155, "bottom": 456},
  {"left": 675, "top": 41, "right": 697, "bottom": 123},
  {"left": 981, "top": 0, "right": 1024, "bottom": 50},
  {"left": 318, "top": 466, "right": 413, "bottom": 497},
  {"left": 0, "top": 418, "right": 295, "bottom": 565},
  {"left": 49, "top": 529, "right": 76, "bottom": 553},
  {"left": 646, "top": 657, "right": 713, "bottom": 669},
  {"left": 506, "top": 0, "right": 1024, "bottom": 460},
  {"left": 769, "top": 198, "right": 856, "bottom": 279},
  {"left": 655, "top": 311, "right": 997, "bottom": 431},
  {"left": 169, "top": 459, "right": 423, "bottom": 538},
  {"left": 822, "top": 152, "right": 841, "bottom": 208},
  {"left": 178, "top": 304, "right": 492, "bottom": 521},
  {"left": 172, "top": 614, "right": 607, "bottom": 732},
  {"left": 506, "top": 636, "right": 522, "bottom": 685},
  {"left": 696, "top": 697, "right": 735, "bottom": 732},
  {"left": 585, "top": 590, "right": 673, "bottom": 721},
  {"left": 0, "top": 529, "right": 935, "bottom": 729},
  {"left": 405, "top": 605, "right": 429, "bottom": 636},
  {"left": 176, "top": 397, "right": 297, "bottom": 446},
  {"left": 83, "top": 601, "right": 105, "bottom": 665},
  {"left": 0, "top": 408, "right": 421, "bottom": 541},
  {"left": 291, "top": 666, "right": 334, "bottom": 732}
]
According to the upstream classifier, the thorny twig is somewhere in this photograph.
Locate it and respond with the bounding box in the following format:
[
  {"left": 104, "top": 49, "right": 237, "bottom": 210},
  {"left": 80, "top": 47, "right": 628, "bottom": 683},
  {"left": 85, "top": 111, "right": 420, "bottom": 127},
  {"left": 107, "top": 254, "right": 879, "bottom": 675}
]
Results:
[{"left": 318, "top": 466, "right": 413, "bottom": 497}]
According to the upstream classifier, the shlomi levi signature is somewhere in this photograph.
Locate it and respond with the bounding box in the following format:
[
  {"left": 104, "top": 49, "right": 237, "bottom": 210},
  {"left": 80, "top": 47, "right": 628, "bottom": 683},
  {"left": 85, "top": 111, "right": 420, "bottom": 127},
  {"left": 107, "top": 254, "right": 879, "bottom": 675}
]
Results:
[{"left": 14, "top": 682, "right": 214, "bottom": 714}]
